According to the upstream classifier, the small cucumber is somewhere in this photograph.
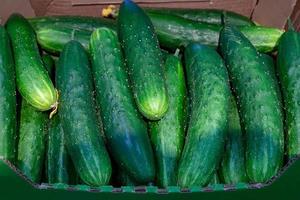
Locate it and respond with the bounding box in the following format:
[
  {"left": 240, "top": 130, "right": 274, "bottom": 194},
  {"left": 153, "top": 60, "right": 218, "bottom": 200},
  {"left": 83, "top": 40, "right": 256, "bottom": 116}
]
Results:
[
  {"left": 0, "top": 25, "right": 17, "bottom": 161},
  {"left": 90, "top": 28, "right": 155, "bottom": 183},
  {"left": 219, "top": 94, "right": 248, "bottom": 184},
  {"left": 219, "top": 24, "right": 284, "bottom": 183},
  {"left": 178, "top": 44, "right": 230, "bottom": 187},
  {"left": 118, "top": 0, "right": 168, "bottom": 120},
  {"left": 149, "top": 53, "right": 186, "bottom": 187},
  {"left": 17, "top": 100, "right": 48, "bottom": 183},
  {"left": 56, "top": 40, "right": 111, "bottom": 186},
  {"left": 277, "top": 24, "right": 300, "bottom": 158},
  {"left": 5, "top": 14, "right": 57, "bottom": 111}
]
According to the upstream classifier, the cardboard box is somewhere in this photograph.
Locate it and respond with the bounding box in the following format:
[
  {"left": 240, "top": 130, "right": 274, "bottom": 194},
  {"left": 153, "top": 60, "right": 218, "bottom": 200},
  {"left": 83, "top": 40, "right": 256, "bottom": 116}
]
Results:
[{"left": 1, "top": 0, "right": 300, "bottom": 198}]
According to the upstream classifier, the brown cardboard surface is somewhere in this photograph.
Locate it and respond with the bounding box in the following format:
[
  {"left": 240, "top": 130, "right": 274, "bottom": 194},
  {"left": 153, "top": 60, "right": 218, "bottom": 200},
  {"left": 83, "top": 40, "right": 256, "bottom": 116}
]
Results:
[
  {"left": 252, "top": 0, "right": 297, "bottom": 29},
  {"left": 29, "top": 0, "right": 257, "bottom": 20},
  {"left": 0, "top": 0, "right": 35, "bottom": 24}
]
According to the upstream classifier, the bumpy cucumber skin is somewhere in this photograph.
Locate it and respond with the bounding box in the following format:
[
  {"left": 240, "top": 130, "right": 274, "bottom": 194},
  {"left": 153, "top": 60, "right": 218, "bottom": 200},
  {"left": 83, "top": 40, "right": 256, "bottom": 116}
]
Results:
[
  {"left": 145, "top": 8, "right": 255, "bottom": 26},
  {"left": 90, "top": 28, "right": 155, "bottom": 183},
  {"left": 118, "top": 0, "right": 168, "bottom": 120},
  {"left": 149, "top": 55, "right": 186, "bottom": 187},
  {"left": 219, "top": 25, "right": 284, "bottom": 183},
  {"left": 277, "top": 29, "right": 300, "bottom": 158},
  {"left": 56, "top": 40, "right": 112, "bottom": 186},
  {"left": 178, "top": 44, "right": 230, "bottom": 187},
  {"left": 46, "top": 115, "right": 69, "bottom": 184},
  {"left": 17, "top": 100, "right": 48, "bottom": 183},
  {"left": 5, "top": 14, "right": 57, "bottom": 111},
  {"left": 0, "top": 26, "right": 17, "bottom": 161},
  {"left": 219, "top": 95, "right": 248, "bottom": 184}
]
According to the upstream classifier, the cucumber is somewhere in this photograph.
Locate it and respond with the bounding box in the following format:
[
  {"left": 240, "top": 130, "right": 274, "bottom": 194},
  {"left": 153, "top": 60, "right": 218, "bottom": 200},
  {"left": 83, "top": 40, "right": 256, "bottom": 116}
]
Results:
[
  {"left": 90, "top": 28, "right": 155, "bottom": 183},
  {"left": 149, "top": 53, "right": 186, "bottom": 187},
  {"left": 219, "top": 95, "right": 248, "bottom": 184},
  {"left": 144, "top": 8, "right": 255, "bottom": 26},
  {"left": 277, "top": 24, "right": 300, "bottom": 159},
  {"left": 148, "top": 12, "right": 283, "bottom": 53},
  {"left": 5, "top": 14, "right": 57, "bottom": 111},
  {"left": 219, "top": 25, "right": 284, "bottom": 182},
  {"left": 118, "top": 0, "right": 168, "bottom": 120},
  {"left": 46, "top": 115, "right": 69, "bottom": 184},
  {"left": 17, "top": 100, "right": 48, "bottom": 183},
  {"left": 42, "top": 54, "right": 55, "bottom": 78},
  {"left": 34, "top": 24, "right": 92, "bottom": 54},
  {"left": 0, "top": 26, "right": 17, "bottom": 161},
  {"left": 178, "top": 44, "right": 230, "bottom": 187},
  {"left": 56, "top": 40, "right": 111, "bottom": 186},
  {"left": 30, "top": 15, "right": 282, "bottom": 54},
  {"left": 117, "top": 170, "right": 138, "bottom": 186}
]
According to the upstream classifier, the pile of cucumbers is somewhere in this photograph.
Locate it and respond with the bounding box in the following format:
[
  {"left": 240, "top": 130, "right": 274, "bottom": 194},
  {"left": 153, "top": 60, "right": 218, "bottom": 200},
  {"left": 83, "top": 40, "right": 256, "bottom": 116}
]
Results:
[{"left": 0, "top": 0, "right": 300, "bottom": 188}]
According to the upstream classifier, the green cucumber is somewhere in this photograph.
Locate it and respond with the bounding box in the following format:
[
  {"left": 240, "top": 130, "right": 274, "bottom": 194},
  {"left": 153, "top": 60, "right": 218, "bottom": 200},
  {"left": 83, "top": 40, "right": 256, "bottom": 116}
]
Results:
[
  {"left": 118, "top": 0, "right": 168, "bottom": 120},
  {"left": 148, "top": 12, "right": 283, "bottom": 53},
  {"left": 0, "top": 26, "right": 17, "bottom": 161},
  {"left": 149, "top": 53, "right": 186, "bottom": 187},
  {"left": 90, "top": 28, "right": 155, "bottom": 183},
  {"left": 178, "top": 44, "right": 230, "bottom": 187},
  {"left": 219, "top": 25, "right": 284, "bottom": 183},
  {"left": 277, "top": 24, "right": 300, "bottom": 159},
  {"left": 56, "top": 40, "right": 111, "bottom": 186},
  {"left": 117, "top": 170, "right": 138, "bottom": 186},
  {"left": 35, "top": 24, "right": 91, "bottom": 54},
  {"left": 144, "top": 8, "right": 255, "bottom": 26},
  {"left": 5, "top": 14, "right": 57, "bottom": 111},
  {"left": 219, "top": 95, "right": 248, "bottom": 184},
  {"left": 42, "top": 54, "right": 55, "bottom": 78},
  {"left": 17, "top": 100, "right": 48, "bottom": 182},
  {"left": 30, "top": 15, "right": 282, "bottom": 54},
  {"left": 46, "top": 115, "right": 69, "bottom": 184}
]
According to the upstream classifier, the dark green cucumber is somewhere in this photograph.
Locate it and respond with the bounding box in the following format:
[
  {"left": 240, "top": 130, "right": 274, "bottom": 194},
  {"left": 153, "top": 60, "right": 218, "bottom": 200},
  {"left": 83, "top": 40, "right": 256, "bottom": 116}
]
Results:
[
  {"left": 17, "top": 100, "right": 48, "bottom": 182},
  {"left": 30, "top": 15, "right": 282, "bottom": 54},
  {"left": 178, "top": 44, "right": 230, "bottom": 187},
  {"left": 42, "top": 54, "right": 55, "bottom": 78},
  {"left": 219, "top": 95, "right": 248, "bottom": 184},
  {"left": 149, "top": 54, "right": 186, "bottom": 187},
  {"left": 277, "top": 25, "right": 300, "bottom": 159},
  {"left": 144, "top": 8, "right": 255, "bottom": 26},
  {"left": 219, "top": 25, "right": 284, "bottom": 183},
  {"left": 0, "top": 26, "right": 17, "bottom": 161},
  {"left": 56, "top": 40, "right": 111, "bottom": 186},
  {"left": 5, "top": 14, "right": 57, "bottom": 111},
  {"left": 46, "top": 115, "right": 69, "bottom": 184},
  {"left": 148, "top": 12, "right": 283, "bottom": 53},
  {"left": 118, "top": 0, "right": 168, "bottom": 120},
  {"left": 90, "top": 28, "right": 155, "bottom": 183},
  {"left": 117, "top": 170, "right": 138, "bottom": 186}
]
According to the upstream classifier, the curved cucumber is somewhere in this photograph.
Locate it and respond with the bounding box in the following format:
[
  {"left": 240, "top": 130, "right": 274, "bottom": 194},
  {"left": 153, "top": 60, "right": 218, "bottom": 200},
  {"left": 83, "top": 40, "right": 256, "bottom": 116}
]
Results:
[
  {"left": 178, "top": 44, "right": 230, "bottom": 187},
  {"left": 149, "top": 54, "right": 186, "bottom": 187},
  {"left": 56, "top": 40, "right": 111, "bottom": 186},
  {"left": 90, "top": 28, "right": 155, "bottom": 183},
  {"left": 0, "top": 26, "right": 17, "bottom": 161},
  {"left": 277, "top": 26, "right": 300, "bottom": 158},
  {"left": 17, "top": 100, "right": 48, "bottom": 182},
  {"left": 219, "top": 25, "right": 284, "bottom": 183},
  {"left": 5, "top": 14, "right": 57, "bottom": 111},
  {"left": 144, "top": 8, "right": 255, "bottom": 26},
  {"left": 118, "top": 0, "right": 168, "bottom": 120},
  {"left": 219, "top": 95, "right": 248, "bottom": 184}
]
